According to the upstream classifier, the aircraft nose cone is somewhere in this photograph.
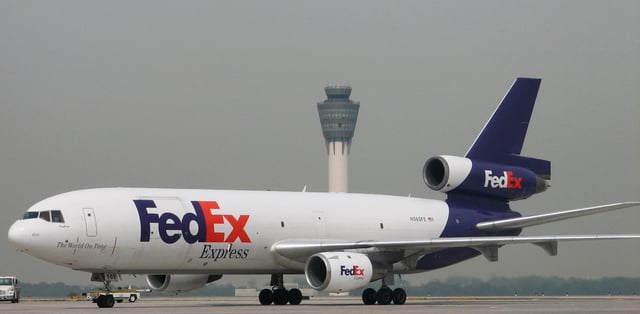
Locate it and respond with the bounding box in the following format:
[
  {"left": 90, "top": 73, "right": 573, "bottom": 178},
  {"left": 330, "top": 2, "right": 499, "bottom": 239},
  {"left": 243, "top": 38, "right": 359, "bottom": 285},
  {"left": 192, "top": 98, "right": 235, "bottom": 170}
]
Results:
[{"left": 8, "top": 221, "right": 29, "bottom": 251}]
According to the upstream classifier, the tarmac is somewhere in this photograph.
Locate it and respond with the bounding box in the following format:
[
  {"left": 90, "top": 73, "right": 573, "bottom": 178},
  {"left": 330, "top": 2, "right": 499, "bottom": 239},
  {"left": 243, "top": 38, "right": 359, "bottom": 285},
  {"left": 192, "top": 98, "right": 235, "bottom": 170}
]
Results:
[{"left": 2, "top": 296, "right": 639, "bottom": 314}]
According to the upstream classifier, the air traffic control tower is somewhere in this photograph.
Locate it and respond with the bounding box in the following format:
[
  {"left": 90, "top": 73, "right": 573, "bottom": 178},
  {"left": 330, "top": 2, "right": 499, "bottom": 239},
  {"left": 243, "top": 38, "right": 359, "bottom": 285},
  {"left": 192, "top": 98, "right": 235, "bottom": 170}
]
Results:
[{"left": 317, "top": 86, "right": 360, "bottom": 193}]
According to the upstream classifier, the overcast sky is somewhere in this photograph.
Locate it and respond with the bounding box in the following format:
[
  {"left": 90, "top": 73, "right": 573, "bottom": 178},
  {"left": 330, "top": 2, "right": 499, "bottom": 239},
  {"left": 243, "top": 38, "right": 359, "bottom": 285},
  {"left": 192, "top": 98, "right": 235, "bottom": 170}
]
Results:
[{"left": 1, "top": 1, "right": 638, "bottom": 286}]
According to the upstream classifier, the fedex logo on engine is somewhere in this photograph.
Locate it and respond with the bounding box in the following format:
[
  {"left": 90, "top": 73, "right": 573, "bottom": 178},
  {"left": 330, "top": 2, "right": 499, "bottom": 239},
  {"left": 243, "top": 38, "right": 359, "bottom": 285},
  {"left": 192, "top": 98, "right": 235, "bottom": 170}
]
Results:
[
  {"left": 484, "top": 170, "right": 523, "bottom": 189},
  {"left": 135, "top": 200, "right": 250, "bottom": 244},
  {"left": 340, "top": 265, "right": 365, "bottom": 277}
]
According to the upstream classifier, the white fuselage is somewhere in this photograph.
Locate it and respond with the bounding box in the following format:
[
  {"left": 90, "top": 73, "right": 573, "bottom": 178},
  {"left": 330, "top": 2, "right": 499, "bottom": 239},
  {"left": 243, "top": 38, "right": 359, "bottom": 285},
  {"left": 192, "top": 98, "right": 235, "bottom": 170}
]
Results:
[{"left": 8, "top": 188, "right": 449, "bottom": 275}]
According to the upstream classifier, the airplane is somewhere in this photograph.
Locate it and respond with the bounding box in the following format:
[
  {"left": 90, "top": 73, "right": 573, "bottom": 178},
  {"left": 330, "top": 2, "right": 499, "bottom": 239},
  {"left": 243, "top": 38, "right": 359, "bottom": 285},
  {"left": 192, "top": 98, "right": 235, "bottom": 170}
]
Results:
[{"left": 8, "top": 77, "right": 640, "bottom": 308}]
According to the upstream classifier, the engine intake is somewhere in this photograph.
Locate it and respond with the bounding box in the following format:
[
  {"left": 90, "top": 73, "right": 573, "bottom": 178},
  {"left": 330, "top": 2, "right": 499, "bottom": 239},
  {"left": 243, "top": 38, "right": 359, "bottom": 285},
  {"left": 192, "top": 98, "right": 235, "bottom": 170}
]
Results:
[{"left": 423, "top": 155, "right": 473, "bottom": 192}]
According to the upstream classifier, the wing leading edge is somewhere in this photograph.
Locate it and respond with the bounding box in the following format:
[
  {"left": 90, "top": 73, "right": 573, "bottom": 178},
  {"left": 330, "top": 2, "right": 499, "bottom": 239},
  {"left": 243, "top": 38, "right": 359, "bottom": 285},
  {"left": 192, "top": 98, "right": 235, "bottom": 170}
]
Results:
[
  {"left": 273, "top": 234, "right": 640, "bottom": 263},
  {"left": 477, "top": 202, "right": 640, "bottom": 231}
]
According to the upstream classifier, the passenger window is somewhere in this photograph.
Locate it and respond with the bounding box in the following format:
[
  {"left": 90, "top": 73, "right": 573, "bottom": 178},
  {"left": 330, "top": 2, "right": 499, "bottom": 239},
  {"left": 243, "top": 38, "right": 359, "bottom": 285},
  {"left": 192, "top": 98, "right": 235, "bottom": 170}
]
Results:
[
  {"left": 51, "top": 210, "right": 65, "bottom": 223},
  {"left": 39, "top": 211, "right": 51, "bottom": 222}
]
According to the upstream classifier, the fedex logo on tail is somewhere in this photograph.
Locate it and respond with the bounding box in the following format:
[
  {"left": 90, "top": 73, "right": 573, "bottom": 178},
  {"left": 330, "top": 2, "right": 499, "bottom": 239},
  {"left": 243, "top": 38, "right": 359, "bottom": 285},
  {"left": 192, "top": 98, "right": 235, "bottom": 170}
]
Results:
[
  {"left": 340, "top": 265, "right": 365, "bottom": 277},
  {"left": 484, "top": 170, "right": 523, "bottom": 189},
  {"left": 135, "top": 200, "right": 250, "bottom": 244}
]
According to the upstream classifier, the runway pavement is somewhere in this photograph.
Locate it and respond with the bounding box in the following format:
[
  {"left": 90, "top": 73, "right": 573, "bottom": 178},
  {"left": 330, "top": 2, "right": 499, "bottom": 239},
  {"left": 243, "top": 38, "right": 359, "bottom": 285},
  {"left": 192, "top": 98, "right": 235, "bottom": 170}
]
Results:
[{"left": 2, "top": 296, "right": 639, "bottom": 314}]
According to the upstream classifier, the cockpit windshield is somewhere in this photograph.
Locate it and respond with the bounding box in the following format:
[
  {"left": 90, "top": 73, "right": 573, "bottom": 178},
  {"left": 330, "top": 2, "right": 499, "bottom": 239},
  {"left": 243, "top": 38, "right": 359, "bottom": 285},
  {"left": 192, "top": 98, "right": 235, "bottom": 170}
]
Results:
[
  {"left": 22, "top": 212, "right": 38, "bottom": 219},
  {"left": 23, "top": 210, "right": 64, "bottom": 223}
]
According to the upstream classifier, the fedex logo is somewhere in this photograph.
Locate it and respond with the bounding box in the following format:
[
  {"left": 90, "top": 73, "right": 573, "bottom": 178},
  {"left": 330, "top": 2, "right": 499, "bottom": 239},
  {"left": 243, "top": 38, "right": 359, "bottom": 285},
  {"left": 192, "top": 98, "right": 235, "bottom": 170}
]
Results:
[
  {"left": 340, "top": 265, "right": 365, "bottom": 277},
  {"left": 484, "top": 170, "right": 523, "bottom": 189},
  {"left": 135, "top": 200, "right": 250, "bottom": 244}
]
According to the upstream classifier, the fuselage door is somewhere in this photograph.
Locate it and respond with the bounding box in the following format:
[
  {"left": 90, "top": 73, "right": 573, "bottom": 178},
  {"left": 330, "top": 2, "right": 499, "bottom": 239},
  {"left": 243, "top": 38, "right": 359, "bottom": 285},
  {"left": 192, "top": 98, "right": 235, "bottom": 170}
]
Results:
[{"left": 82, "top": 208, "right": 97, "bottom": 237}]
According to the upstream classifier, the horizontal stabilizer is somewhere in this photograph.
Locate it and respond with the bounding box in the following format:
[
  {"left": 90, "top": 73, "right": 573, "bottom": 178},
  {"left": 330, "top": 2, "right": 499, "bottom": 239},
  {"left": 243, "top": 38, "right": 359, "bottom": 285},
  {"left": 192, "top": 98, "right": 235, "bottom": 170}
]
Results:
[{"left": 476, "top": 202, "right": 640, "bottom": 231}]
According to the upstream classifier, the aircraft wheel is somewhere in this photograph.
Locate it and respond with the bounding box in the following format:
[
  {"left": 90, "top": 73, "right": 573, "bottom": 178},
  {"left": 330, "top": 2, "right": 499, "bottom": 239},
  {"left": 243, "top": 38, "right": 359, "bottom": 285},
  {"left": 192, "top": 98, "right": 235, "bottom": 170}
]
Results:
[
  {"left": 272, "top": 288, "right": 289, "bottom": 305},
  {"left": 258, "top": 289, "right": 272, "bottom": 305},
  {"left": 287, "top": 288, "right": 302, "bottom": 305},
  {"left": 392, "top": 288, "right": 407, "bottom": 305},
  {"left": 96, "top": 295, "right": 115, "bottom": 308},
  {"left": 129, "top": 294, "right": 137, "bottom": 302},
  {"left": 376, "top": 287, "right": 392, "bottom": 305},
  {"left": 96, "top": 295, "right": 105, "bottom": 308},
  {"left": 362, "top": 288, "right": 377, "bottom": 305}
]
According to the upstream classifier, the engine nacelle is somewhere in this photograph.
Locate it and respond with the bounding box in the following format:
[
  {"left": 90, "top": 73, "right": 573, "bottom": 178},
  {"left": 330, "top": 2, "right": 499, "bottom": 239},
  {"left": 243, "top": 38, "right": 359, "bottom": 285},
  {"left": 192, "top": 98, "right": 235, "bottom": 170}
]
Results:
[
  {"left": 146, "top": 274, "right": 222, "bottom": 293},
  {"left": 304, "top": 252, "right": 373, "bottom": 293},
  {"left": 423, "top": 155, "right": 547, "bottom": 201}
]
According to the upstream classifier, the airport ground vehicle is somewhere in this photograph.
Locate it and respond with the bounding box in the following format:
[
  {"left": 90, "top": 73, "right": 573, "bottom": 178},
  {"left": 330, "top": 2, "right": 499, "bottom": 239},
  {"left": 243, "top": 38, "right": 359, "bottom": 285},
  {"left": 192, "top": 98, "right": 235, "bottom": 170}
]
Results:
[
  {"left": 86, "top": 288, "right": 140, "bottom": 304},
  {"left": 0, "top": 276, "right": 20, "bottom": 303}
]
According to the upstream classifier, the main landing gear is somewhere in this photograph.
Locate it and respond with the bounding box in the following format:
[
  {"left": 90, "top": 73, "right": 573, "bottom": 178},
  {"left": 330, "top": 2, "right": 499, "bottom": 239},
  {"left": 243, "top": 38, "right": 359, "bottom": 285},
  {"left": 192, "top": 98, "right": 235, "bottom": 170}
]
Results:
[
  {"left": 361, "top": 274, "right": 406, "bottom": 305},
  {"left": 361, "top": 286, "right": 406, "bottom": 305},
  {"left": 258, "top": 274, "right": 303, "bottom": 305}
]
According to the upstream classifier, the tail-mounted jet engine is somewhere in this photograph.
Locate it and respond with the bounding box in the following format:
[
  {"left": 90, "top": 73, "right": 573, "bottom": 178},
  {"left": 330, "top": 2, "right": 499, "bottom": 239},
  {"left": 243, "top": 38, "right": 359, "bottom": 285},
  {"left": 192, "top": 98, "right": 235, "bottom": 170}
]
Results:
[
  {"left": 304, "top": 252, "right": 373, "bottom": 292},
  {"left": 423, "top": 155, "right": 548, "bottom": 201}
]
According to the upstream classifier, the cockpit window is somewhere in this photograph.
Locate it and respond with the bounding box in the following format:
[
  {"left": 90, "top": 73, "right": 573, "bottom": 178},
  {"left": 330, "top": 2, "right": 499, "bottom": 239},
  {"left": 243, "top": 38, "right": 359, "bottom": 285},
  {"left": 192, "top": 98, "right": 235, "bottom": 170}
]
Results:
[
  {"left": 51, "top": 210, "right": 65, "bottom": 223},
  {"left": 22, "top": 210, "right": 65, "bottom": 223},
  {"left": 22, "top": 212, "right": 38, "bottom": 219},
  {"left": 39, "top": 211, "right": 51, "bottom": 222}
]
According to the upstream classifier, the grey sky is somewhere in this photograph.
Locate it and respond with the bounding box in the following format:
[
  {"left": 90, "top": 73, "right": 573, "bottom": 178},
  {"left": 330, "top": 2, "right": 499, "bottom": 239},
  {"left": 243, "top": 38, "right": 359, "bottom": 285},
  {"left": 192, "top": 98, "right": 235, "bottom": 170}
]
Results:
[{"left": 1, "top": 1, "right": 638, "bottom": 286}]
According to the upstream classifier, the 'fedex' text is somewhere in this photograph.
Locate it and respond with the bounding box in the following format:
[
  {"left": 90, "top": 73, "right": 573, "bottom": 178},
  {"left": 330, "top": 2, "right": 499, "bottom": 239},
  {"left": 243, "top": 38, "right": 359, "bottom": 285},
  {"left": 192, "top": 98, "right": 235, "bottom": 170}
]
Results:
[
  {"left": 340, "top": 265, "right": 365, "bottom": 277},
  {"left": 484, "top": 170, "right": 523, "bottom": 189},
  {"left": 135, "top": 200, "right": 251, "bottom": 244}
]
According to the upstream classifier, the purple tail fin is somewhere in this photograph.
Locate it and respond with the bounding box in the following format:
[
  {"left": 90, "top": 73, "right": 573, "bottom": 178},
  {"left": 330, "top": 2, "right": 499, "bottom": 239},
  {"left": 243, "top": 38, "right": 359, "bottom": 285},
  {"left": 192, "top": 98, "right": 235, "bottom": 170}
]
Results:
[{"left": 465, "top": 78, "right": 550, "bottom": 179}]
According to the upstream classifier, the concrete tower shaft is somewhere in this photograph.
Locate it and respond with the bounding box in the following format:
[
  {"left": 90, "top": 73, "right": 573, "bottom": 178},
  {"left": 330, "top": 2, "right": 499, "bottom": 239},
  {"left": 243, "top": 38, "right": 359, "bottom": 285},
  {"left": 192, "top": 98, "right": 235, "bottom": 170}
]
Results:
[{"left": 317, "top": 86, "right": 360, "bottom": 192}]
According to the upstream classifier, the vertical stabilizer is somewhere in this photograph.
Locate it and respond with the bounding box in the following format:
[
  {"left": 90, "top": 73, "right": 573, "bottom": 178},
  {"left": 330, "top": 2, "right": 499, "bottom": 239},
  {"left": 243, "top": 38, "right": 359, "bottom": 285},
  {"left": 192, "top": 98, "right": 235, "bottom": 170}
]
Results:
[{"left": 465, "top": 78, "right": 550, "bottom": 179}]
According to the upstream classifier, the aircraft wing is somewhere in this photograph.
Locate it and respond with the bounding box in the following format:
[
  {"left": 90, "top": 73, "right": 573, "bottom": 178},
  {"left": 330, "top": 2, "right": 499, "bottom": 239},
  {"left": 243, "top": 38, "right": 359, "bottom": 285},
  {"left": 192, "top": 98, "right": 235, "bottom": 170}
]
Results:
[
  {"left": 273, "top": 234, "right": 640, "bottom": 263},
  {"left": 476, "top": 202, "right": 640, "bottom": 231}
]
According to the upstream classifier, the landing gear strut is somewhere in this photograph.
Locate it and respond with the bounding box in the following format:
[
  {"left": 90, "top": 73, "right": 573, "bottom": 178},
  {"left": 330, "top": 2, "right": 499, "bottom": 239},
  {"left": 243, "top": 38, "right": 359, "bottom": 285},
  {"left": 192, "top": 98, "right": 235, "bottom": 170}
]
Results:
[
  {"left": 258, "top": 274, "right": 303, "bottom": 305},
  {"left": 91, "top": 273, "right": 119, "bottom": 308}
]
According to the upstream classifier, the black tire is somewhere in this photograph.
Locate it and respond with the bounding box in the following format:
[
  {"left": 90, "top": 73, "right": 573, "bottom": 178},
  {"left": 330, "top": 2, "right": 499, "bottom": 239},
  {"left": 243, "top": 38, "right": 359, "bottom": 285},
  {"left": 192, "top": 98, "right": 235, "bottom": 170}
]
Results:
[
  {"left": 258, "top": 289, "right": 272, "bottom": 305},
  {"left": 105, "top": 295, "right": 115, "bottom": 308},
  {"left": 376, "top": 287, "right": 392, "bottom": 305},
  {"left": 287, "top": 288, "right": 303, "bottom": 305},
  {"left": 116, "top": 299, "right": 123, "bottom": 303},
  {"left": 392, "top": 288, "right": 407, "bottom": 305},
  {"left": 272, "top": 288, "right": 289, "bottom": 305},
  {"left": 129, "top": 294, "right": 137, "bottom": 303},
  {"left": 362, "top": 288, "right": 377, "bottom": 305},
  {"left": 96, "top": 295, "right": 106, "bottom": 308},
  {"left": 96, "top": 295, "right": 115, "bottom": 308}
]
